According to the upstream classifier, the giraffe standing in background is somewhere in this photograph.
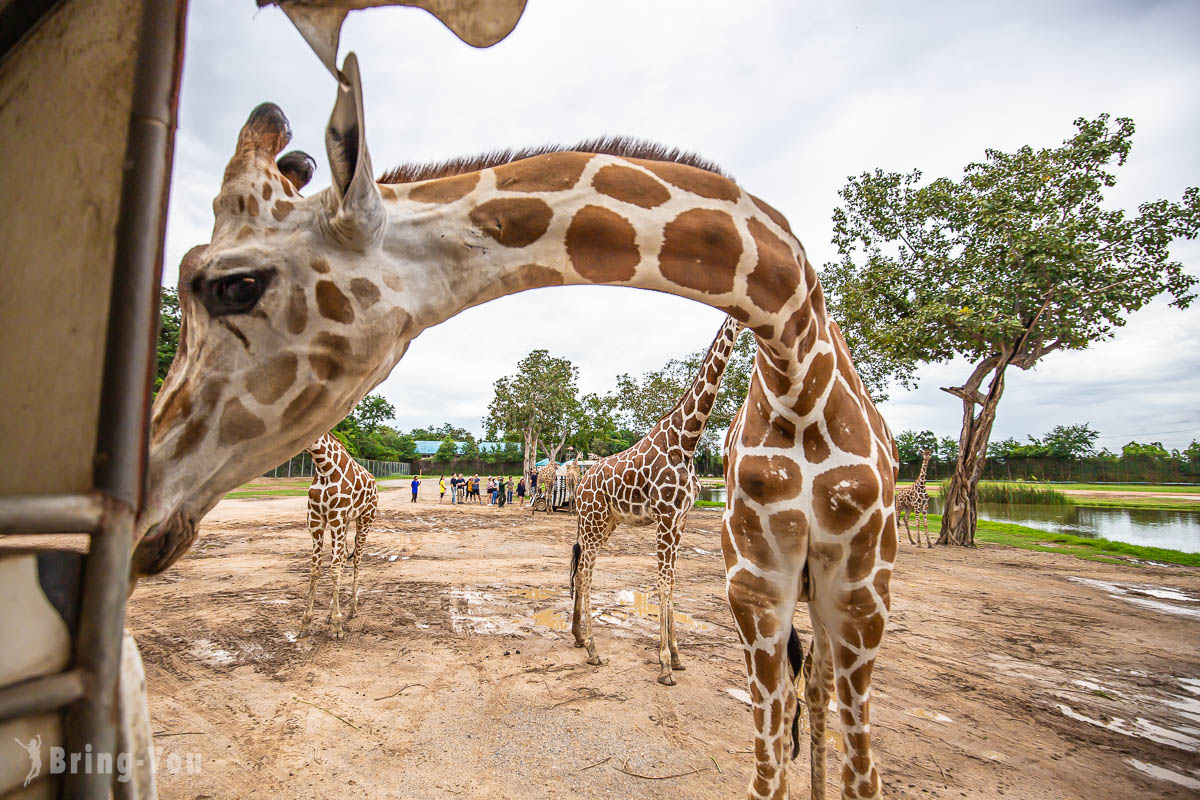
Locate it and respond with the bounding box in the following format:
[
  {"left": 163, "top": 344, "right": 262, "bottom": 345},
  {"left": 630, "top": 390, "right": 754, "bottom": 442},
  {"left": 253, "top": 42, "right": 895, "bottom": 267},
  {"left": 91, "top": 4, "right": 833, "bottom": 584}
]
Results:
[
  {"left": 533, "top": 460, "right": 559, "bottom": 512},
  {"left": 299, "top": 433, "right": 378, "bottom": 639},
  {"left": 136, "top": 56, "right": 898, "bottom": 798},
  {"left": 570, "top": 316, "right": 742, "bottom": 685},
  {"left": 565, "top": 450, "right": 582, "bottom": 512},
  {"left": 896, "top": 449, "right": 933, "bottom": 548}
]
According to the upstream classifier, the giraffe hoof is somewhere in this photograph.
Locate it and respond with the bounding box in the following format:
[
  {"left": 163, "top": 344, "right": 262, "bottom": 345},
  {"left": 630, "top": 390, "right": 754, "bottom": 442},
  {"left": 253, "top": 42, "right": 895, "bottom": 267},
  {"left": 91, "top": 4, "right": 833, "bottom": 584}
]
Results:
[
  {"left": 297, "top": 628, "right": 311, "bottom": 639},
  {"left": 671, "top": 661, "right": 686, "bottom": 671},
  {"left": 586, "top": 655, "right": 602, "bottom": 666},
  {"left": 657, "top": 674, "right": 676, "bottom": 686},
  {"left": 573, "top": 640, "right": 585, "bottom": 649}
]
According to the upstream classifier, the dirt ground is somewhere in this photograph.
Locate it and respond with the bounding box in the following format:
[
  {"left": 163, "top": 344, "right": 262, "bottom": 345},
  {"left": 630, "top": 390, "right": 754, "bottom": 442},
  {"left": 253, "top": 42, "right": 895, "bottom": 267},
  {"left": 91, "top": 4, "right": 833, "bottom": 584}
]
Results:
[{"left": 123, "top": 486, "right": 1200, "bottom": 799}]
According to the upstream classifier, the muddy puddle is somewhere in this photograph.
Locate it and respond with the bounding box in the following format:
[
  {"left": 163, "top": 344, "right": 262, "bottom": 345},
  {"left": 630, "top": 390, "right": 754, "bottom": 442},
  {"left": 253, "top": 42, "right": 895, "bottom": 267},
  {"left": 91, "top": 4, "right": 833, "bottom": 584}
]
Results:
[
  {"left": 447, "top": 585, "right": 717, "bottom": 639},
  {"left": 1067, "top": 576, "right": 1200, "bottom": 618}
]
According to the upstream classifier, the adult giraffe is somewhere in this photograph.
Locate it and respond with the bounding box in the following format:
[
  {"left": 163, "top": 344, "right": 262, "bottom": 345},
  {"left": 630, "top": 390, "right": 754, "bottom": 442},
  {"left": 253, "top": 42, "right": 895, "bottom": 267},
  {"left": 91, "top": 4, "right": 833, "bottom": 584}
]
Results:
[{"left": 135, "top": 56, "right": 898, "bottom": 799}]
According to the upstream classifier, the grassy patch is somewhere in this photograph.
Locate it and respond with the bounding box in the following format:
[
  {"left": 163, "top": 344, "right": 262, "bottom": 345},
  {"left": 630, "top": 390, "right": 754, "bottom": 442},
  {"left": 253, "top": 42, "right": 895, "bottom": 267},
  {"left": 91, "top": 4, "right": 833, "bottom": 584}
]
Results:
[
  {"left": 944, "top": 514, "right": 1200, "bottom": 567},
  {"left": 1074, "top": 496, "right": 1200, "bottom": 511},
  {"left": 225, "top": 488, "right": 312, "bottom": 499},
  {"left": 1054, "top": 482, "right": 1200, "bottom": 494},
  {"left": 685, "top": 503, "right": 1198, "bottom": 566},
  {"left": 940, "top": 480, "right": 1073, "bottom": 506}
]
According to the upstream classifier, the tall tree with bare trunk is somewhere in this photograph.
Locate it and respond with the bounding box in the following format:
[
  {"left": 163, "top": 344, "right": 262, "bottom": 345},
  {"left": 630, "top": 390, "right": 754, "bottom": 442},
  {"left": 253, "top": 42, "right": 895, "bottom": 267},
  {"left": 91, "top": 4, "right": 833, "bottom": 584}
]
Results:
[{"left": 821, "top": 115, "right": 1198, "bottom": 546}]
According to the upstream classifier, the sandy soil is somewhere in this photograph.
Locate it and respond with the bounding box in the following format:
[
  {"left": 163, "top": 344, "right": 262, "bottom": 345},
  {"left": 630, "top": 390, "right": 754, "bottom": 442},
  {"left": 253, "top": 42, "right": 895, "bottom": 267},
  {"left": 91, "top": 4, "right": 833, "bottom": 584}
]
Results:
[{"left": 124, "top": 486, "right": 1200, "bottom": 799}]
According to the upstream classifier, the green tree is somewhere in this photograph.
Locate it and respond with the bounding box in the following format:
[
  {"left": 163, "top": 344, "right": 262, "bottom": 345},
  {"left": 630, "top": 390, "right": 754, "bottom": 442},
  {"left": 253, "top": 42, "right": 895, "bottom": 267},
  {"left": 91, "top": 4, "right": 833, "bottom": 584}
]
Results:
[
  {"left": 1041, "top": 423, "right": 1099, "bottom": 459},
  {"left": 353, "top": 394, "right": 396, "bottom": 433},
  {"left": 483, "top": 349, "right": 580, "bottom": 476},
  {"left": 155, "top": 286, "right": 182, "bottom": 391},
  {"left": 434, "top": 436, "right": 458, "bottom": 462},
  {"left": 1121, "top": 440, "right": 1170, "bottom": 459},
  {"left": 894, "top": 429, "right": 937, "bottom": 465},
  {"left": 411, "top": 423, "right": 474, "bottom": 441},
  {"left": 820, "top": 115, "right": 1198, "bottom": 546}
]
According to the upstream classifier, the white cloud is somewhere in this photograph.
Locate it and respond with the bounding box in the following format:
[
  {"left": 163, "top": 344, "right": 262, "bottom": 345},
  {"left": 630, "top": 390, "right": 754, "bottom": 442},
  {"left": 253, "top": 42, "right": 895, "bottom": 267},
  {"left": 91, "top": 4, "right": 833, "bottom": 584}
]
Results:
[{"left": 164, "top": 0, "right": 1200, "bottom": 448}]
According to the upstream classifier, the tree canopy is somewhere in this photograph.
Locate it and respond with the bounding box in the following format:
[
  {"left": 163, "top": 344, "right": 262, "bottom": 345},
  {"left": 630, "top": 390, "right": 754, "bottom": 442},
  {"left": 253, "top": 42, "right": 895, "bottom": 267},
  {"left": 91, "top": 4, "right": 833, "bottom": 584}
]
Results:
[
  {"left": 483, "top": 349, "right": 580, "bottom": 474},
  {"left": 155, "top": 287, "right": 181, "bottom": 391},
  {"left": 820, "top": 114, "right": 1198, "bottom": 544}
]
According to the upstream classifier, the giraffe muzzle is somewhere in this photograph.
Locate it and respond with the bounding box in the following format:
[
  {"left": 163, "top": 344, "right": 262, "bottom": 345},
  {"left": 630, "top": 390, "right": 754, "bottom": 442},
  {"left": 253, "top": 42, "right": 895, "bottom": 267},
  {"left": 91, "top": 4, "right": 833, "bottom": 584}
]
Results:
[{"left": 130, "top": 511, "right": 198, "bottom": 583}]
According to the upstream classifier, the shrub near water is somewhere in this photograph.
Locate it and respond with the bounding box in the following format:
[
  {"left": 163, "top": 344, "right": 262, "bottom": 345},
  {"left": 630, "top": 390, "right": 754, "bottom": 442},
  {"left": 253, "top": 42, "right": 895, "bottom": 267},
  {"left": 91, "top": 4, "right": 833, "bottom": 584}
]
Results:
[{"left": 939, "top": 480, "right": 1074, "bottom": 506}]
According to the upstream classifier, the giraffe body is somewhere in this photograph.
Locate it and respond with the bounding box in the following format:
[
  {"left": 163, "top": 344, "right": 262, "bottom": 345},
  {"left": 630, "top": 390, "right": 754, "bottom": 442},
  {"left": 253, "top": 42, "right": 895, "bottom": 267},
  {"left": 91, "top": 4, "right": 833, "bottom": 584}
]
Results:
[
  {"left": 571, "top": 317, "right": 742, "bottom": 685},
  {"left": 564, "top": 452, "right": 581, "bottom": 511},
  {"left": 138, "top": 60, "right": 898, "bottom": 798},
  {"left": 299, "top": 433, "right": 379, "bottom": 639},
  {"left": 532, "top": 461, "right": 559, "bottom": 512},
  {"left": 896, "top": 449, "right": 932, "bottom": 548}
]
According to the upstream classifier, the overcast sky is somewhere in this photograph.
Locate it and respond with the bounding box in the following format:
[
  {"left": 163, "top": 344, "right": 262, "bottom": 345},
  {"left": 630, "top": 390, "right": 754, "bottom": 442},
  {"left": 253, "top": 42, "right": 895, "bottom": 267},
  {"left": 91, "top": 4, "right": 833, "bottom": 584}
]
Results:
[{"left": 163, "top": 0, "right": 1200, "bottom": 452}]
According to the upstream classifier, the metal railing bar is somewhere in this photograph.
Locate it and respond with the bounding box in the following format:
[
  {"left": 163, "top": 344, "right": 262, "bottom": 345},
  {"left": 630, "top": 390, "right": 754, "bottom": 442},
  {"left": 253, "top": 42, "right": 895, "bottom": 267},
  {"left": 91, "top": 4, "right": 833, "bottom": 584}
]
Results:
[
  {"left": 0, "top": 669, "right": 86, "bottom": 722},
  {"left": 0, "top": 492, "right": 104, "bottom": 534}
]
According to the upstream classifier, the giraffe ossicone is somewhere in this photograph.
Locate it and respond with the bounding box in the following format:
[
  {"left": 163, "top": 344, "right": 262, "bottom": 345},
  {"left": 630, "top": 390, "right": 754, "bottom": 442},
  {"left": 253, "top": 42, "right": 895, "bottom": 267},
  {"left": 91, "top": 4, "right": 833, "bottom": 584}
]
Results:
[
  {"left": 571, "top": 316, "right": 743, "bottom": 686},
  {"left": 138, "top": 51, "right": 898, "bottom": 799}
]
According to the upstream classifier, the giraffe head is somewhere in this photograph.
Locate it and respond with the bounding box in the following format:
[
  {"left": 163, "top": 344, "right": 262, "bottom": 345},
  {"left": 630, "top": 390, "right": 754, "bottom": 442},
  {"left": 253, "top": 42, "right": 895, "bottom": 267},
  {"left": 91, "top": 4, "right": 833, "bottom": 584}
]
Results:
[{"left": 132, "top": 55, "right": 407, "bottom": 581}]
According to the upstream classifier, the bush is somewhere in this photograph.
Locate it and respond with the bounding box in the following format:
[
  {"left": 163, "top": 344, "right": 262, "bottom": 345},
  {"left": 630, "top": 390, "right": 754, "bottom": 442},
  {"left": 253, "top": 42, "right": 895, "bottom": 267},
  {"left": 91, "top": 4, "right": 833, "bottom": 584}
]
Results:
[{"left": 941, "top": 480, "right": 1074, "bottom": 506}]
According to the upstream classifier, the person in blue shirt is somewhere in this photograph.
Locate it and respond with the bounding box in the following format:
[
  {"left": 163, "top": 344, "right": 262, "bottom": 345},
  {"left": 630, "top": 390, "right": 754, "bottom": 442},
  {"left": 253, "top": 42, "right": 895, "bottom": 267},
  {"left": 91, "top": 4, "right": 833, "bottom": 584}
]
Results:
[{"left": 410, "top": 476, "right": 421, "bottom": 503}]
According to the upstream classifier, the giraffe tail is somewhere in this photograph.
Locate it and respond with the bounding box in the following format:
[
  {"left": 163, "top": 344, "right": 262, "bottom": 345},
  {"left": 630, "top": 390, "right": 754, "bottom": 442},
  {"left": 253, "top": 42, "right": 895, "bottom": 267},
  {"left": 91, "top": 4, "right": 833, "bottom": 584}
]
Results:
[
  {"left": 569, "top": 541, "right": 582, "bottom": 596},
  {"left": 787, "top": 626, "right": 804, "bottom": 761}
]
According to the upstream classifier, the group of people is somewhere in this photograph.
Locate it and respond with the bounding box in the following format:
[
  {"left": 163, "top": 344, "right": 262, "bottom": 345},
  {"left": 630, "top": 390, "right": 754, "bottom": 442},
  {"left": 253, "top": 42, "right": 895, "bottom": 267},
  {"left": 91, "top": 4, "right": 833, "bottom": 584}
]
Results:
[{"left": 437, "top": 473, "right": 529, "bottom": 507}]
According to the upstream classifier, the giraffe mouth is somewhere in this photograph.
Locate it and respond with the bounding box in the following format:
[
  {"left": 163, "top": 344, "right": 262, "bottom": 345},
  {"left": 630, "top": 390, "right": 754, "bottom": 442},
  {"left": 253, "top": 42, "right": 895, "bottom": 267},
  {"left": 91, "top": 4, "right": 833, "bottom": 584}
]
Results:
[{"left": 130, "top": 510, "right": 198, "bottom": 583}]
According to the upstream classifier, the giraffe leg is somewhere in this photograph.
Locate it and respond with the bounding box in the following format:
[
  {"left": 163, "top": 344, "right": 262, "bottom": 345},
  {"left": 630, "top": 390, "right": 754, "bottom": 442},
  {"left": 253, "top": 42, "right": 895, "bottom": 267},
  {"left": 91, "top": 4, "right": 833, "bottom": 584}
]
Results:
[
  {"left": 809, "top": 575, "right": 889, "bottom": 800},
  {"left": 726, "top": 570, "right": 801, "bottom": 800},
  {"left": 327, "top": 520, "right": 348, "bottom": 639},
  {"left": 655, "top": 515, "right": 684, "bottom": 684},
  {"left": 901, "top": 508, "right": 915, "bottom": 545},
  {"left": 349, "top": 515, "right": 368, "bottom": 618},
  {"left": 572, "top": 515, "right": 614, "bottom": 666},
  {"left": 298, "top": 514, "right": 323, "bottom": 638},
  {"left": 921, "top": 505, "right": 932, "bottom": 549},
  {"left": 804, "top": 622, "right": 835, "bottom": 799}
]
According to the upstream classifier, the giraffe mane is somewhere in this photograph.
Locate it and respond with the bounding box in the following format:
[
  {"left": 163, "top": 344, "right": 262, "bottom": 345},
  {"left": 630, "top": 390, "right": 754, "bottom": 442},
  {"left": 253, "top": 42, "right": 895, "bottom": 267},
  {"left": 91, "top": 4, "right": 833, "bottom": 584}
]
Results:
[{"left": 378, "top": 136, "right": 730, "bottom": 184}]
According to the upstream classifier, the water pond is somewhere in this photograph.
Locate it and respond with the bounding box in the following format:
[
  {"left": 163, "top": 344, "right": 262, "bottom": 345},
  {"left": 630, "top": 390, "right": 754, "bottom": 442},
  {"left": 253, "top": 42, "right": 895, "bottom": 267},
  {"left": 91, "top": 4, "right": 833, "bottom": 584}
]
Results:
[{"left": 696, "top": 488, "right": 1200, "bottom": 554}]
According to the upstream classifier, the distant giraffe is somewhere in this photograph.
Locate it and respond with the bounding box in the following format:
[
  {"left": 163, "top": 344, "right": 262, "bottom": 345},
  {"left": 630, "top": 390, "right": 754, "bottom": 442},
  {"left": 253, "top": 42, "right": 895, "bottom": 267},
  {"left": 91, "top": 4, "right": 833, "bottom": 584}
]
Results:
[
  {"left": 532, "top": 460, "right": 559, "bottom": 512},
  {"left": 571, "top": 316, "right": 742, "bottom": 684},
  {"left": 565, "top": 450, "right": 582, "bottom": 511},
  {"left": 299, "top": 433, "right": 379, "bottom": 638},
  {"left": 896, "top": 449, "right": 933, "bottom": 548}
]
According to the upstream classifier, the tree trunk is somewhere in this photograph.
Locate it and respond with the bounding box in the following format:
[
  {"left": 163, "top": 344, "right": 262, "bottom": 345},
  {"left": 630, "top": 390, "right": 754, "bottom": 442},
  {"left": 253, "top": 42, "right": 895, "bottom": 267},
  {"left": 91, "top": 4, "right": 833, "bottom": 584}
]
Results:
[
  {"left": 938, "top": 352, "right": 1009, "bottom": 547},
  {"left": 522, "top": 428, "right": 540, "bottom": 479}
]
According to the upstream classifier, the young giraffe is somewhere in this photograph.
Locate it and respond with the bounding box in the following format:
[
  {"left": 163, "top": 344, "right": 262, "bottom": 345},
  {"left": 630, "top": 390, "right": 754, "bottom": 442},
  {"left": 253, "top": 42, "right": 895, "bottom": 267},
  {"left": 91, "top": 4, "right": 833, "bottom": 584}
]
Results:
[
  {"left": 570, "top": 316, "right": 742, "bottom": 685},
  {"left": 533, "top": 460, "right": 559, "bottom": 512},
  {"left": 299, "top": 432, "right": 379, "bottom": 638},
  {"left": 134, "top": 55, "right": 897, "bottom": 799},
  {"left": 896, "top": 449, "right": 933, "bottom": 548},
  {"left": 565, "top": 449, "right": 582, "bottom": 509}
]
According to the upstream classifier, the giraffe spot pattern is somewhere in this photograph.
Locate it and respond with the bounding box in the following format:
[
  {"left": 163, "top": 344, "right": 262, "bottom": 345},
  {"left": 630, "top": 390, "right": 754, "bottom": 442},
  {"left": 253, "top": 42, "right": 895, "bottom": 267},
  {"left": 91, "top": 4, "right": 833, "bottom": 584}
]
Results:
[
  {"left": 217, "top": 398, "right": 266, "bottom": 445},
  {"left": 286, "top": 285, "right": 308, "bottom": 335},
  {"left": 797, "top": 351, "right": 834, "bottom": 417},
  {"left": 469, "top": 197, "right": 554, "bottom": 248},
  {"left": 591, "top": 164, "right": 671, "bottom": 208},
  {"left": 378, "top": 184, "right": 398, "bottom": 201},
  {"left": 630, "top": 158, "right": 741, "bottom": 202},
  {"left": 283, "top": 384, "right": 328, "bottom": 420},
  {"left": 811, "top": 464, "right": 879, "bottom": 535},
  {"left": 271, "top": 200, "right": 294, "bottom": 221},
  {"left": 315, "top": 280, "right": 355, "bottom": 324},
  {"left": 311, "top": 258, "right": 331, "bottom": 274},
  {"left": 824, "top": 381, "right": 872, "bottom": 457},
  {"left": 246, "top": 195, "right": 258, "bottom": 217},
  {"left": 408, "top": 172, "right": 480, "bottom": 204},
  {"left": 494, "top": 151, "right": 592, "bottom": 192},
  {"left": 803, "top": 422, "right": 830, "bottom": 463},
  {"left": 249, "top": 353, "right": 298, "bottom": 405},
  {"left": 750, "top": 194, "right": 792, "bottom": 234},
  {"left": 659, "top": 208, "right": 743, "bottom": 295},
  {"left": 566, "top": 205, "right": 640, "bottom": 283},
  {"left": 309, "top": 332, "right": 352, "bottom": 381},
  {"left": 262, "top": 182, "right": 272, "bottom": 201},
  {"left": 349, "top": 277, "right": 381, "bottom": 308},
  {"left": 746, "top": 217, "right": 801, "bottom": 314},
  {"left": 737, "top": 454, "right": 804, "bottom": 506}
]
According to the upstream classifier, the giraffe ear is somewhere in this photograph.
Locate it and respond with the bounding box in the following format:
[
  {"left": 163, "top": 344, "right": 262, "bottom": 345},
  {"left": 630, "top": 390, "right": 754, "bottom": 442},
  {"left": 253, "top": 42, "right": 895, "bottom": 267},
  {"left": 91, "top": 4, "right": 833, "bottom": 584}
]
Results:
[{"left": 325, "top": 52, "right": 384, "bottom": 250}]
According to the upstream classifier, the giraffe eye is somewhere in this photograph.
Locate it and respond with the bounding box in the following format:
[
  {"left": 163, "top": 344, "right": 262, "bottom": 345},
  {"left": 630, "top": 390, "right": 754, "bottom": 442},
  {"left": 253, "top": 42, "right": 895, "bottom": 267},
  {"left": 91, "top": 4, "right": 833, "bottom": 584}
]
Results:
[{"left": 201, "top": 270, "right": 274, "bottom": 316}]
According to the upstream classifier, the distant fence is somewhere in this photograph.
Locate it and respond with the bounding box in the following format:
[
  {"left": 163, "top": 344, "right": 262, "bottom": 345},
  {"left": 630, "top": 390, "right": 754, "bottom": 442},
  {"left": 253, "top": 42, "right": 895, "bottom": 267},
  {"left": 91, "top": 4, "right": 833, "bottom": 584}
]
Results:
[
  {"left": 263, "top": 451, "right": 410, "bottom": 479},
  {"left": 898, "top": 457, "right": 1200, "bottom": 484}
]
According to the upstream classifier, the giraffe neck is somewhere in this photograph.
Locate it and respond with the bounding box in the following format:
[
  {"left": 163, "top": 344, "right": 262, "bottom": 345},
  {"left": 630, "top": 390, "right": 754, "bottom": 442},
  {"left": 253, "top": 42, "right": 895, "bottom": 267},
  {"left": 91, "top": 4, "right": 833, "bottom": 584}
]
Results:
[
  {"left": 914, "top": 456, "right": 930, "bottom": 489},
  {"left": 368, "top": 155, "right": 821, "bottom": 380},
  {"left": 306, "top": 434, "right": 348, "bottom": 478},
  {"left": 659, "top": 317, "right": 741, "bottom": 454}
]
